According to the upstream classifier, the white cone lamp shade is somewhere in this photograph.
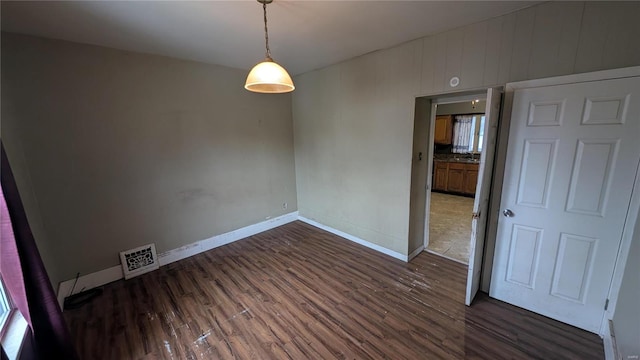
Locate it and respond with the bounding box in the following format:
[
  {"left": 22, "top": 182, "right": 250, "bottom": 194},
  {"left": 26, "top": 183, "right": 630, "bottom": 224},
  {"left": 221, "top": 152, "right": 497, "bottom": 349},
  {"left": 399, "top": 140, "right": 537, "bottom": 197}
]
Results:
[{"left": 245, "top": 58, "right": 295, "bottom": 93}]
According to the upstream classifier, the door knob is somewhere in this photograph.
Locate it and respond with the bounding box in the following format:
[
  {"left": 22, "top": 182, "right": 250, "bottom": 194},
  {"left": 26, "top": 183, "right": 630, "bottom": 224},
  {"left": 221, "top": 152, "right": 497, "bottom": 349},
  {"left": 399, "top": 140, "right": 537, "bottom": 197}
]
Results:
[{"left": 503, "top": 209, "right": 514, "bottom": 217}]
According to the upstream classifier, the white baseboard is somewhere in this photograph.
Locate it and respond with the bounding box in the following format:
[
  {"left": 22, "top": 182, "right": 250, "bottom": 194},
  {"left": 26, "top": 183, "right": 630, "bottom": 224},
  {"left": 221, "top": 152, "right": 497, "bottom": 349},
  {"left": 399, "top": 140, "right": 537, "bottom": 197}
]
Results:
[
  {"left": 297, "top": 216, "right": 408, "bottom": 262},
  {"left": 56, "top": 265, "right": 123, "bottom": 310},
  {"left": 54, "top": 209, "right": 625, "bottom": 359},
  {"left": 408, "top": 245, "right": 424, "bottom": 261},
  {"left": 57, "top": 212, "right": 413, "bottom": 310},
  {"left": 56, "top": 211, "right": 299, "bottom": 309},
  {"left": 603, "top": 319, "right": 619, "bottom": 360},
  {"left": 158, "top": 211, "right": 299, "bottom": 266}
]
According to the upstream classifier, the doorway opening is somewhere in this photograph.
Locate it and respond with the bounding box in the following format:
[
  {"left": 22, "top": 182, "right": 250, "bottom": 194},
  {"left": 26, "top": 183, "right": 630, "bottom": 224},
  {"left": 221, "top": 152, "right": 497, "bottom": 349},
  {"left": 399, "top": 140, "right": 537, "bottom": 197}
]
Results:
[
  {"left": 427, "top": 101, "right": 486, "bottom": 264},
  {"left": 408, "top": 87, "right": 502, "bottom": 306}
]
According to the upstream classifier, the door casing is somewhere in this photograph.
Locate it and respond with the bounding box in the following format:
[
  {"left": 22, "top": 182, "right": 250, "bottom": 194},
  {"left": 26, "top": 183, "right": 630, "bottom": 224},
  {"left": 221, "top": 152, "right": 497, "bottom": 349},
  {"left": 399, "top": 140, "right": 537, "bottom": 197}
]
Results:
[{"left": 421, "top": 92, "right": 489, "bottom": 253}]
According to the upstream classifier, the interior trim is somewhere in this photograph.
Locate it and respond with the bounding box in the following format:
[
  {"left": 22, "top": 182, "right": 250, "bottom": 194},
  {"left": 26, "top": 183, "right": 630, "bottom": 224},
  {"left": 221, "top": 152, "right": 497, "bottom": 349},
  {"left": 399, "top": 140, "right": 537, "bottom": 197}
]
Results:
[
  {"left": 408, "top": 245, "right": 425, "bottom": 261},
  {"left": 56, "top": 211, "right": 299, "bottom": 309},
  {"left": 298, "top": 216, "right": 409, "bottom": 262}
]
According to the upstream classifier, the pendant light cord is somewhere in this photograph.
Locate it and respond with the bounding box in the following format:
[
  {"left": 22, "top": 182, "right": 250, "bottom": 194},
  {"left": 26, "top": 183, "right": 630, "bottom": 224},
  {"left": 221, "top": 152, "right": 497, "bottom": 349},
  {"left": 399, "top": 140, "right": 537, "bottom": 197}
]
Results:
[{"left": 263, "top": 2, "right": 272, "bottom": 60}]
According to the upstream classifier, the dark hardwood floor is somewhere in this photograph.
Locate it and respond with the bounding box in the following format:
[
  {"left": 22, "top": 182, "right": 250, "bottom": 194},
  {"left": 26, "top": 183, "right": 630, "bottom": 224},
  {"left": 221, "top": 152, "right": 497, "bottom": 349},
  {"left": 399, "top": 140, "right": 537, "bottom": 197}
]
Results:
[{"left": 64, "top": 221, "right": 604, "bottom": 359}]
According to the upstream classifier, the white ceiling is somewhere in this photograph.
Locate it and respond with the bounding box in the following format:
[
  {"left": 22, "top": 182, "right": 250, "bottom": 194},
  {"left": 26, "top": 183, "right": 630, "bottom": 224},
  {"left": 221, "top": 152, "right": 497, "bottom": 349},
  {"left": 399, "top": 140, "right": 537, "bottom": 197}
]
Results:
[{"left": 1, "top": 1, "right": 539, "bottom": 76}]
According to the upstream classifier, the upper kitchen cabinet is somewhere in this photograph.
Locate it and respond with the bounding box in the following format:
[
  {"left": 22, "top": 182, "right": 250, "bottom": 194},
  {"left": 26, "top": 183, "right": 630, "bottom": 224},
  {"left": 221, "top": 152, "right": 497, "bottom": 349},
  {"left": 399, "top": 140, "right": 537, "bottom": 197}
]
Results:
[{"left": 434, "top": 115, "right": 452, "bottom": 145}]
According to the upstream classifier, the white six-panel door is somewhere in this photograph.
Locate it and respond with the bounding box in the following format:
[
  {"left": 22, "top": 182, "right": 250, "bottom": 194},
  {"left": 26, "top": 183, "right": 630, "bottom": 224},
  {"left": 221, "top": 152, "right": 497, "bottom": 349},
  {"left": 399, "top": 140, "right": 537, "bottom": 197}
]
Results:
[
  {"left": 490, "top": 76, "right": 640, "bottom": 332},
  {"left": 465, "top": 87, "right": 501, "bottom": 306}
]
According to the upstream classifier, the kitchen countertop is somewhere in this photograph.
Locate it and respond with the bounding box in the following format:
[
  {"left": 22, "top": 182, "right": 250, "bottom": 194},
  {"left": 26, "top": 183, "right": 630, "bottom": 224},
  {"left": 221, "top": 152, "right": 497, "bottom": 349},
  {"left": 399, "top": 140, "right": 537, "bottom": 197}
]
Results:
[{"left": 434, "top": 158, "right": 480, "bottom": 164}]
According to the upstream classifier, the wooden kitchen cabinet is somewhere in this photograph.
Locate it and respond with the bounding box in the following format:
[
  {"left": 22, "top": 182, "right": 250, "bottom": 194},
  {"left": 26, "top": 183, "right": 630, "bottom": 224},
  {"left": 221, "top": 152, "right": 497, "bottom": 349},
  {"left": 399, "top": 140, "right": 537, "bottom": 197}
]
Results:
[
  {"left": 433, "top": 161, "right": 448, "bottom": 191},
  {"left": 434, "top": 115, "right": 452, "bottom": 145},
  {"left": 432, "top": 161, "right": 479, "bottom": 196},
  {"left": 446, "top": 163, "right": 466, "bottom": 193},
  {"left": 464, "top": 163, "right": 479, "bottom": 195}
]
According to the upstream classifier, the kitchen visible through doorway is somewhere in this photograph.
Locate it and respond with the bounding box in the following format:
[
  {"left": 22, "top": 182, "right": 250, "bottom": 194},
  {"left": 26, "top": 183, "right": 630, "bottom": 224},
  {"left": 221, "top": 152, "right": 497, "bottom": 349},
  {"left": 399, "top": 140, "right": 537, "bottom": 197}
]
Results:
[{"left": 427, "top": 100, "right": 485, "bottom": 264}]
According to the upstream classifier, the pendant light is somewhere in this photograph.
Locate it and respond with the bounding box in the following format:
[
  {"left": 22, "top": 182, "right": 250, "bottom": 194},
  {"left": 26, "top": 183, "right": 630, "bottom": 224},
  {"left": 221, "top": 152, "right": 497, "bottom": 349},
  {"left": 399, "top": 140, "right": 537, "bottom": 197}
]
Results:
[{"left": 245, "top": 0, "right": 295, "bottom": 93}]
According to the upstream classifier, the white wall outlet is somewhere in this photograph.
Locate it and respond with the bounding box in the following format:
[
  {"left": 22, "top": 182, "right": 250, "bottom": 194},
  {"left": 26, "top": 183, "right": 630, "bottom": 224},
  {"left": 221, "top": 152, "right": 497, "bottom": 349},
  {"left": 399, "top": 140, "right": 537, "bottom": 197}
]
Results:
[{"left": 282, "top": 202, "right": 288, "bottom": 209}]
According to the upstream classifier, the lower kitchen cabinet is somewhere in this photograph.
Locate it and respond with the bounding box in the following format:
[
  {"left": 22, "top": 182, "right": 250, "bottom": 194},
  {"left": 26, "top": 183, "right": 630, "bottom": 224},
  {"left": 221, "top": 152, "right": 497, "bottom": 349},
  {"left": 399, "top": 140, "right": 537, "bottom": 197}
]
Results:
[
  {"left": 464, "top": 166, "right": 479, "bottom": 195},
  {"left": 433, "top": 160, "right": 479, "bottom": 196},
  {"left": 433, "top": 162, "right": 448, "bottom": 191},
  {"left": 447, "top": 163, "right": 466, "bottom": 193}
]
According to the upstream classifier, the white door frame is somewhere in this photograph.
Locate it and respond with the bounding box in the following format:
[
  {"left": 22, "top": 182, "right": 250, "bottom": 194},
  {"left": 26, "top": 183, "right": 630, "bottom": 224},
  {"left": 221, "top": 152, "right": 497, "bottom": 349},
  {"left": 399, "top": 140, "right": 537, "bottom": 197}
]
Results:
[
  {"left": 483, "top": 66, "right": 640, "bottom": 337},
  {"left": 421, "top": 92, "right": 489, "bottom": 255}
]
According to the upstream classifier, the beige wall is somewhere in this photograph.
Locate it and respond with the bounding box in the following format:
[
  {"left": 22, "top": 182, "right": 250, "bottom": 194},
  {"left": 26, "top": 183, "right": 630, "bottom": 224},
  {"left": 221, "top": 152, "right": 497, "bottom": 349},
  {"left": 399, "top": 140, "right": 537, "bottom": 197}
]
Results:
[
  {"left": 293, "top": 40, "right": 422, "bottom": 255},
  {"left": 1, "top": 33, "right": 297, "bottom": 287},
  {"left": 292, "top": 1, "right": 640, "bottom": 256}
]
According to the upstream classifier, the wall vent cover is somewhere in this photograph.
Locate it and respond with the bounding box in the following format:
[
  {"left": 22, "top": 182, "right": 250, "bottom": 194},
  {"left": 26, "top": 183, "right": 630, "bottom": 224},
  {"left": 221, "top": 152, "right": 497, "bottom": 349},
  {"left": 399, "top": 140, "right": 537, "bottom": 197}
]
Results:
[{"left": 119, "top": 243, "right": 159, "bottom": 280}]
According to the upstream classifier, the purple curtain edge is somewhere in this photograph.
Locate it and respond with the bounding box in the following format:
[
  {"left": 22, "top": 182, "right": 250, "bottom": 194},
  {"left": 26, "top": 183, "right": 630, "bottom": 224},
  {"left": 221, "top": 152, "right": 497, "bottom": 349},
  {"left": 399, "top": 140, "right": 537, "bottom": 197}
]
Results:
[{"left": 1, "top": 143, "right": 78, "bottom": 360}]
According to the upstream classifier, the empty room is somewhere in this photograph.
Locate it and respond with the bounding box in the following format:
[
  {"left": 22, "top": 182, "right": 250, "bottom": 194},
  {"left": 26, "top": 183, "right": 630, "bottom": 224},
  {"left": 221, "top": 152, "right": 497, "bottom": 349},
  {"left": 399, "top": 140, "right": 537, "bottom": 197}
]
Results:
[{"left": 1, "top": 1, "right": 639, "bottom": 359}]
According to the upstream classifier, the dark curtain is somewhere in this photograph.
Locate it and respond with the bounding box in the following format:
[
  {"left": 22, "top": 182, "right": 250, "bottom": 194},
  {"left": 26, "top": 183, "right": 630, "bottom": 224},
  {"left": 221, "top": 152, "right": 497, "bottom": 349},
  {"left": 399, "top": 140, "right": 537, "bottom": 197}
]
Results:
[{"left": 0, "top": 143, "right": 78, "bottom": 360}]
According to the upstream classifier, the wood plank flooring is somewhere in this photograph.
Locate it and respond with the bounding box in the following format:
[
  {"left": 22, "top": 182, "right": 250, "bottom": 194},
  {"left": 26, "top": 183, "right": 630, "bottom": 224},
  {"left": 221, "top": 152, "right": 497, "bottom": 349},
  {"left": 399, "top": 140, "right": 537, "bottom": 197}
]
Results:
[{"left": 64, "top": 221, "right": 604, "bottom": 359}]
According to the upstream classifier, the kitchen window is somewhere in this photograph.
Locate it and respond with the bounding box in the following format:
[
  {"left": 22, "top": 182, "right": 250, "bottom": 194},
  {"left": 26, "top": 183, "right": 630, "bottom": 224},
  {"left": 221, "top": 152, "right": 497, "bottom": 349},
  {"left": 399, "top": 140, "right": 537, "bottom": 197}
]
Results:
[
  {"left": 470, "top": 115, "right": 486, "bottom": 153},
  {"left": 453, "top": 114, "right": 485, "bottom": 154}
]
